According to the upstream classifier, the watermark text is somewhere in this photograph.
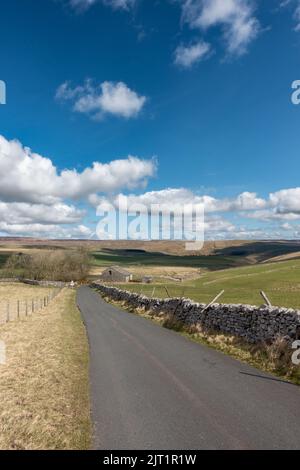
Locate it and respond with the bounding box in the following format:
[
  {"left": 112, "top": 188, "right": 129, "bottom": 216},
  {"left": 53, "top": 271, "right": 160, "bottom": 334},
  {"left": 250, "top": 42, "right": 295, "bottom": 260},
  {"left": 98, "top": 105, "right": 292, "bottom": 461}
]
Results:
[
  {"left": 96, "top": 196, "right": 204, "bottom": 251},
  {"left": 0, "top": 80, "right": 6, "bottom": 105},
  {"left": 292, "top": 340, "right": 300, "bottom": 365}
]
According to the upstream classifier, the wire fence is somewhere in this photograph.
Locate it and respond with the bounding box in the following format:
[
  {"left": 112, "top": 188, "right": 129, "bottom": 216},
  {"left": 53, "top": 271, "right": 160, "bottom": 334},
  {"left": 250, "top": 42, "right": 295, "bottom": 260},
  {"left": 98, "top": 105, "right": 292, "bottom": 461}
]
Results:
[{"left": 0, "top": 287, "right": 63, "bottom": 324}]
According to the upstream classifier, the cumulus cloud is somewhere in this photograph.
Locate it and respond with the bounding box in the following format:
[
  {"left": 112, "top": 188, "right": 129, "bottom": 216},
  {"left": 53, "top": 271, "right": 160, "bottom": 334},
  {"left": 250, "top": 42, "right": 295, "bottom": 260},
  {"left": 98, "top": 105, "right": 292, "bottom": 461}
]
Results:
[
  {"left": 269, "top": 187, "right": 300, "bottom": 214},
  {"left": 0, "top": 135, "right": 155, "bottom": 204},
  {"left": 0, "top": 222, "right": 93, "bottom": 239},
  {"left": 91, "top": 187, "right": 300, "bottom": 240},
  {"left": 92, "top": 188, "right": 267, "bottom": 214},
  {"left": 174, "top": 40, "right": 211, "bottom": 67},
  {"left": 180, "top": 0, "right": 260, "bottom": 56},
  {"left": 0, "top": 134, "right": 156, "bottom": 239},
  {"left": 0, "top": 202, "right": 84, "bottom": 225},
  {"left": 56, "top": 80, "right": 146, "bottom": 119},
  {"left": 2, "top": 134, "right": 300, "bottom": 240}
]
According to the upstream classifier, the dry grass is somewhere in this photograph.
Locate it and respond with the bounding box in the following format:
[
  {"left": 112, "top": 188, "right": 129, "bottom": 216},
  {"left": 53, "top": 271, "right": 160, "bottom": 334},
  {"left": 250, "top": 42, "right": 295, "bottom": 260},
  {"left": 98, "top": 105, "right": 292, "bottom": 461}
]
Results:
[
  {"left": 0, "top": 283, "right": 54, "bottom": 301},
  {"left": 90, "top": 265, "right": 201, "bottom": 281},
  {"left": 0, "top": 287, "right": 91, "bottom": 450},
  {"left": 0, "top": 283, "right": 55, "bottom": 323}
]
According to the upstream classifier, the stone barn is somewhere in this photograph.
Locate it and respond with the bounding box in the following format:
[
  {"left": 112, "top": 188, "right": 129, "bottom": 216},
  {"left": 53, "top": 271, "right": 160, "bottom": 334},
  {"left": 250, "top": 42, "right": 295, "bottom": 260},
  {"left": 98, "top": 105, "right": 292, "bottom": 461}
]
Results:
[{"left": 98, "top": 266, "right": 133, "bottom": 283}]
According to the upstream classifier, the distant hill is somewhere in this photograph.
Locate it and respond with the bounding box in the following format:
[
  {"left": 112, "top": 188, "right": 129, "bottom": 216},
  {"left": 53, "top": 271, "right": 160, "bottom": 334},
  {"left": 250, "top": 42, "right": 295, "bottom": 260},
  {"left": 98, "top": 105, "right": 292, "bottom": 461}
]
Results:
[{"left": 1, "top": 237, "right": 300, "bottom": 264}]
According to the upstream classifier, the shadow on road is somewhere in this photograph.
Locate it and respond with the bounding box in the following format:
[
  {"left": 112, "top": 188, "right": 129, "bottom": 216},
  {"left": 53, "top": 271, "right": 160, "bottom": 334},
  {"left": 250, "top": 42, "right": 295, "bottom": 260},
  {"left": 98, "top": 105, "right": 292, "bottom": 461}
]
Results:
[{"left": 239, "top": 371, "right": 298, "bottom": 386}]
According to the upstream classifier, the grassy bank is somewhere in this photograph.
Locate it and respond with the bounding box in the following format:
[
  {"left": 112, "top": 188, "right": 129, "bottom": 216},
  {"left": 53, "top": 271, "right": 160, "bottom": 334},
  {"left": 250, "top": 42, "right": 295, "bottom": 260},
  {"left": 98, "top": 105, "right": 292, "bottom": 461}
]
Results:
[{"left": 0, "top": 288, "right": 91, "bottom": 450}]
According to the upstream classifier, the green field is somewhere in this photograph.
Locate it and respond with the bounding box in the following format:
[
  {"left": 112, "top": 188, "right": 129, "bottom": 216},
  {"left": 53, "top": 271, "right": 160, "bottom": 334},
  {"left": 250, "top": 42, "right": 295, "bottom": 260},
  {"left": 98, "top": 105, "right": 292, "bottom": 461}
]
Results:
[
  {"left": 0, "top": 253, "right": 10, "bottom": 268},
  {"left": 116, "top": 259, "right": 300, "bottom": 309},
  {"left": 91, "top": 249, "right": 245, "bottom": 270}
]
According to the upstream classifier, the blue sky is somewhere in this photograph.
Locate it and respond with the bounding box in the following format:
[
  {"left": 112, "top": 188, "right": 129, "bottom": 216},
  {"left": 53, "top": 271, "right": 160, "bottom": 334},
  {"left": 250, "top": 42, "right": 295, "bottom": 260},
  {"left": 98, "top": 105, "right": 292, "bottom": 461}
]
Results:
[{"left": 1, "top": 0, "right": 300, "bottom": 240}]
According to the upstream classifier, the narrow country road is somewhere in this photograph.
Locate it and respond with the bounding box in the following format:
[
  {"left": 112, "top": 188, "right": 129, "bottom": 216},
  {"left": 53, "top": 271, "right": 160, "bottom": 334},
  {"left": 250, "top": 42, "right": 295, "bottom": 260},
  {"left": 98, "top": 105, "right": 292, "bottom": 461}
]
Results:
[{"left": 77, "top": 286, "right": 300, "bottom": 450}]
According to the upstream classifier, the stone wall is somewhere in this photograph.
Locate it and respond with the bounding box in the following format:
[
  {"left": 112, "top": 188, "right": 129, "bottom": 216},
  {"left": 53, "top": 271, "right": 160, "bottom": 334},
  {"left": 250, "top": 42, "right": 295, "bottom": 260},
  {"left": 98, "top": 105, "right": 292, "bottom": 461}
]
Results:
[
  {"left": 91, "top": 283, "right": 300, "bottom": 344},
  {"left": 0, "top": 278, "right": 67, "bottom": 287},
  {"left": 22, "top": 279, "right": 67, "bottom": 287}
]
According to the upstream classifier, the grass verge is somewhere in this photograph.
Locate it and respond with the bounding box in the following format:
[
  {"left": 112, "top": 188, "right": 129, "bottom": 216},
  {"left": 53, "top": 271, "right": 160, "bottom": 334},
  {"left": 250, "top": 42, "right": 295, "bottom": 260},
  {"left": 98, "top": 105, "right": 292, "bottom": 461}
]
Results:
[
  {"left": 102, "top": 295, "right": 300, "bottom": 386},
  {"left": 0, "top": 288, "right": 91, "bottom": 450}
]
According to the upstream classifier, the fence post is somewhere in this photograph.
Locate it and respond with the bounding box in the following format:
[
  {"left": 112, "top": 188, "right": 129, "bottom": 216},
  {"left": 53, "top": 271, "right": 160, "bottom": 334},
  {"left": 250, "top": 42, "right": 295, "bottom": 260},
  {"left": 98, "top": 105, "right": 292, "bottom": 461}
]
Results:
[
  {"left": 260, "top": 290, "right": 272, "bottom": 307},
  {"left": 32, "top": 299, "right": 34, "bottom": 313},
  {"left": 164, "top": 286, "right": 171, "bottom": 298},
  {"left": 201, "top": 290, "right": 225, "bottom": 313},
  {"left": 25, "top": 300, "right": 28, "bottom": 317}
]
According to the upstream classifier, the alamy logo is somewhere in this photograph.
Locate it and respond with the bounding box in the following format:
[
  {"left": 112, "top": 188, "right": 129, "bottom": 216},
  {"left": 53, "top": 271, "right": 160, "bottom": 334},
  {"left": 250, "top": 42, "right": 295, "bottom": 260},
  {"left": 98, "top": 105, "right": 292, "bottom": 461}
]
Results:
[
  {"left": 0, "top": 81, "right": 6, "bottom": 105},
  {"left": 96, "top": 195, "right": 204, "bottom": 251},
  {"left": 291, "top": 80, "right": 300, "bottom": 105},
  {"left": 292, "top": 340, "right": 300, "bottom": 365}
]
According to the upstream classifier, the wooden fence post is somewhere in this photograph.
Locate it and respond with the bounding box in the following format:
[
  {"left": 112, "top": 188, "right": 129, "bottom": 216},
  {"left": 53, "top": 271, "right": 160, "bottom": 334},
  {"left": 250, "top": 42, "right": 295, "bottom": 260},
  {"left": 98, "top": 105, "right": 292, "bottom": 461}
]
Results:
[
  {"left": 201, "top": 290, "right": 225, "bottom": 313},
  {"left": 260, "top": 290, "right": 272, "bottom": 307},
  {"left": 164, "top": 286, "right": 171, "bottom": 298},
  {"left": 17, "top": 300, "right": 20, "bottom": 319}
]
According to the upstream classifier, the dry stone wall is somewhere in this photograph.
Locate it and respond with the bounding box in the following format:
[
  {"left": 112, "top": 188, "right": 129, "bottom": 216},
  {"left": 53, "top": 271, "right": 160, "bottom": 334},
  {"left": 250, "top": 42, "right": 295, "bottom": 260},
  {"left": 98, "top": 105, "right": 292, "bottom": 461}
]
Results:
[{"left": 91, "top": 283, "right": 300, "bottom": 344}]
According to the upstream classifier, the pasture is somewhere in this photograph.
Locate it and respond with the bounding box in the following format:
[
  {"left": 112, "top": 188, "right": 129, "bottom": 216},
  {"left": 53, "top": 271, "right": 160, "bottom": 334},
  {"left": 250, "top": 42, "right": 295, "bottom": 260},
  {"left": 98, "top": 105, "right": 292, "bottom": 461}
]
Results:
[
  {"left": 115, "top": 258, "right": 300, "bottom": 309},
  {"left": 91, "top": 248, "right": 243, "bottom": 270}
]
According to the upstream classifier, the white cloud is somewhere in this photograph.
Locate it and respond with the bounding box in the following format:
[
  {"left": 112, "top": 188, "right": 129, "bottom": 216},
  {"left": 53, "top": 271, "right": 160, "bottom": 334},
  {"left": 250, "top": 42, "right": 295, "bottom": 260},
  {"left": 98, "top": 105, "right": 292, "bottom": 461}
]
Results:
[
  {"left": 279, "top": 0, "right": 300, "bottom": 31},
  {"left": 293, "top": 1, "right": 300, "bottom": 31},
  {"left": 294, "top": 9, "right": 300, "bottom": 31},
  {"left": 3, "top": 133, "right": 300, "bottom": 240},
  {"left": 0, "top": 135, "right": 155, "bottom": 204},
  {"left": 92, "top": 188, "right": 266, "bottom": 213},
  {"left": 0, "top": 199, "right": 89, "bottom": 240},
  {"left": 0, "top": 202, "right": 84, "bottom": 225},
  {"left": 0, "top": 134, "right": 156, "bottom": 239},
  {"left": 174, "top": 41, "right": 211, "bottom": 67},
  {"left": 269, "top": 187, "right": 300, "bottom": 214},
  {"left": 243, "top": 210, "right": 300, "bottom": 222},
  {"left": 91, "top": 187, "right": 300, "bottom": 240},
  {"left": 0, "top": 222, "right": 93, "bottom": 239},
  {"left": 69, "top": 0, "right": 135, "bottom": 11},
  {"left": 57, "top": 80, "right": 146, "bottom": 119},
  {"left": 181, "top": 0, "right": 260, "bottom": 56}
]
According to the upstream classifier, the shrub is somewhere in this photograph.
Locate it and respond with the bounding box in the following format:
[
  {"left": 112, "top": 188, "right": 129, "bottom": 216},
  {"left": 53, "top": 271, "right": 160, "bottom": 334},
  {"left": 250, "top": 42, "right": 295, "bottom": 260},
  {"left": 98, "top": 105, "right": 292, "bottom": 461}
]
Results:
[{"left": 4, "top": 249, "right": 90, "bottom": 282}]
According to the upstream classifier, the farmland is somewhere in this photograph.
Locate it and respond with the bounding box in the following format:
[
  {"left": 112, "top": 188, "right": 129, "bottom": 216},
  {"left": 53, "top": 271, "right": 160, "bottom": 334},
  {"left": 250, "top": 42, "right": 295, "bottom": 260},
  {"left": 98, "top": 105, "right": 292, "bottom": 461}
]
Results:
[
  {"left": 115, "top": 259, "right": 300, "bottom": 309},
  {"left": 0, "top": 238, "right": 300, "bottom": 308}
]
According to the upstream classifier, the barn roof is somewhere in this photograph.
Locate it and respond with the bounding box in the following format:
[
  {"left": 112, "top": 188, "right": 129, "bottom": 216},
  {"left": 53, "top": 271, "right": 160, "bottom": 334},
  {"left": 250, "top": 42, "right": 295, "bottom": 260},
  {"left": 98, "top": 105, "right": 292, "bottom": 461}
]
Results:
[{"left": 104, "top": 266, "right": 132, "bottom": 275}]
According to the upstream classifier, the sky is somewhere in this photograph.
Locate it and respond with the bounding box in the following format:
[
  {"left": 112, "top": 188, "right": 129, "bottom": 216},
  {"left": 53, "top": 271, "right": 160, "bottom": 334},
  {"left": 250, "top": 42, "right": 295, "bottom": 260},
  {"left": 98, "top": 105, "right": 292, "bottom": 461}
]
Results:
[{"left": 1, "top": 0, "right": 300, "bottom": 241}]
